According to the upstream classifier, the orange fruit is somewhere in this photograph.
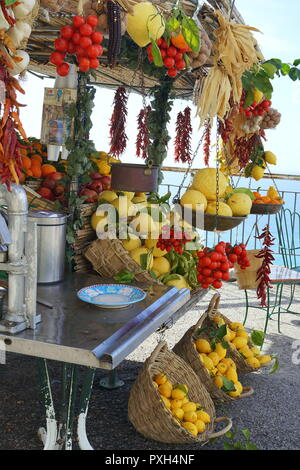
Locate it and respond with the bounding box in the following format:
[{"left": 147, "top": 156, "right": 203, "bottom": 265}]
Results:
[
  {"left": 253, "top": 192, "right": 261, "bottom": 199},
  {"left": 31, "top": 154, "right": 43, "bottom": 164},
  {"left": 261, "top": 197, "right": 271, "bottom": 203},
  {"left": 32, "top": 142, "right": 43, "bottom": 152},
  {"left": 22, "top": 156, "right": 31, "bottom": 170},
  {"left": 42, "top": 164, "right": 57, "bottom": 177},
  {"left": 171, "top": 33, "right": 192, "bottom": 51},
  {"left": 31, "top": 166, "right": 42, "bottom": 178},
  {"left": 26, "top": 170, "right": 33, "bottom": 177}
]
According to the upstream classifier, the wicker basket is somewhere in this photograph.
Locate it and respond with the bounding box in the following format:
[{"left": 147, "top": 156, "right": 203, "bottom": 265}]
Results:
[
  {"left": 173, "top": 296, "right": 254, "bottom": 402},
  {"left": 234, "top": 250, "right": 263, "bottom": 290},
  {"left": 128, "top": 342, "right": 232, "bottom": 444},
  {"left": 84, "top": 238, "right": 162, "bottom": 285},
  {"left": 24, "top": 185, "right": 59, "bottom": 212},
  {"left": 251, "top": 203, "right": 283, "bottom": 215}
]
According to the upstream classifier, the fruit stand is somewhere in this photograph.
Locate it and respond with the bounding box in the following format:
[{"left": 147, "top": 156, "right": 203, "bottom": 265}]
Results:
[{"left": 0, "top": 0, "right": 298, "bottom": 451}]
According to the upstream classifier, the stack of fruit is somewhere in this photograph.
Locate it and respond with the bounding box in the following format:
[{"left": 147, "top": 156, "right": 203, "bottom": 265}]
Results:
[
  {"left": 252, "top": 187, "right": 284, "bottom": 205},
  {"left": 246, "top": 151, "right": 278, "bottom": 182},
  {"left": 153, "top": 374, "right": 211, "bottom": 437},
  {"left": 180, "top": 168, "right": 253, "bottom": 218},
  {"left": 37, "top": 171, "right": 69, "bottom": 205},
  {"left": 20, "top": 139, "right": 48, "bottom": 182},
  {"left": 147, "top": 36, "right": 189, "bottom": 78}
]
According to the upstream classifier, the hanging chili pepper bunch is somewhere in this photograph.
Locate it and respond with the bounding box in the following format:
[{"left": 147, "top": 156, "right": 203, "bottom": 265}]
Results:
[
  {"left": 0, "top": 64, "right": 27, "bottom": 189},
  {"left": 174, "top": 107, "right": 192, "bottom": 164},
  {"left": 197, "top": 242, "right": 232, "bottom": 290},
  {"left": 255, "top": 225, "right": 275, "bottom": 307},
  {"left": 109, "top": 86, "right": 128, "bottom": 157},
  {"left": 203, "top": 120, "right": 211, "bottom": 166},
  {"left": 136, "top": 105, "right": 151, "bottom": 159},
  {"left": 50, "top": 15, "right": 104, "bottom": 75},
  {"left": 156, "top": 225, "right": 192, "bottom": 255}
]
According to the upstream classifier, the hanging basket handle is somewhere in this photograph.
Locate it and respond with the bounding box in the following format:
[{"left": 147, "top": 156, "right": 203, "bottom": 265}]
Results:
[
  {"left": 150, "top": 341, "right": 168, "bottom": 364},
  {"left": 193, "top": 294, "right": 221, "bottom": 333},
  {"left": 209, "top": 416, "right": 233, "bottom": 439},
  {"left": 239, "top": 386, "right": 254, "bottom": 399}
]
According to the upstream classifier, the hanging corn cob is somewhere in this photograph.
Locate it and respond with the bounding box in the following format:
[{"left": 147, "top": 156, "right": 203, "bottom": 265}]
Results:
[{"left": 107, "top": 0, "right": 122, "bottom": 67}]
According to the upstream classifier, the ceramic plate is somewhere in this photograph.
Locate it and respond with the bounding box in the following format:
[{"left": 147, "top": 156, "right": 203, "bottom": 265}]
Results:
[{"left": 77, "top": 284, "right": 147, "bottom": 309}]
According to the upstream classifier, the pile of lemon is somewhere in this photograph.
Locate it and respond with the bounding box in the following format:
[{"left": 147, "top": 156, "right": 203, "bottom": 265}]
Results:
[
  {"left": 153, "top": 373, "right": 211, "bottom": 437},
  {"left": 212, "top": 317, "right": 272, "bottom": 369}
]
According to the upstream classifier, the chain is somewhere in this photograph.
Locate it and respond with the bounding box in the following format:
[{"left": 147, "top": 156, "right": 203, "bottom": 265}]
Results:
[
  {"left": 214, "top": 128, "right": 220, "bottom": 238},
  {"left": 265, "top": 163, "right": 282, "bottom": 197}
]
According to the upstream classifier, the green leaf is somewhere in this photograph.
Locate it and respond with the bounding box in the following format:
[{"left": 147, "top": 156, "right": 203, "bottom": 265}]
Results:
[
  {"left": 166, "top": 17, "right": 181, "bottom": 34},
  {"left": 244, "top": 90, "right": 254, "bottom": 108},
  {"left": 246, "top": 442, "right": 259, "bottom": 450},
  {"left": 242, "top": 429, "right": 251, "bottom": 440},
  {"left": 289, "top": 67, "right": 299, "bottom": 81},
  {"left": 151, "top": 41, "right": 164, "bottom": 67},
  {"left": 225, "top": 431, "right": 235, "bottom": 440},
  {"left": 222, "top": 377, "right": 236, "bottom": 393},
  {"left": 173, "top": 384, "right": 188, "bottom": 395},
  {"left": 194, "top": 326, "right": 209, "bottom": 338},
  {"left": 212, "top": 324, "right": 227, "bottom": 341},
  {"left": 221, "top": 340, "right": 229, "bottom": 350},
  {"left": 293, "top": 59, "right": 300, "bottom": 66},
  {"left": 280, "top": 63, "right": 291, "bottom": 75},
  {"left": 261, "top": 62, "right": 277, "bottom": 78},
  {"left": 181, "top": 16, "right": 201, "bottom": 53},
  {"left": 269, "top": 357, "right": 280, "bottom": 374},
  {"left": 113, "top": 270, "right": 135, "bottom": 284},
  {"left": 251, "top": 330, "right": 265, "bottom": 347},
  {"left": 223, "top": 442, "right": 235, "bottom": 450}
]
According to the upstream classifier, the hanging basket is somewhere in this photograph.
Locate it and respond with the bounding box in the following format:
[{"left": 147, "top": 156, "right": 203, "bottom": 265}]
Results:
[
  {"left": 234, "top": 250, "right": 263, "bottom": 290},
  {"left": 111, "top": 163, "right": 159, "bottom": 193},
  {"left": 251, "top": 203, "right": 283, "bottom": 215},
  {"left": 180, "top": 206, "right": 246, "bottom": 232},
  {"left": 128, "top": 342, "right": 232, "bottom": 444},
  {"left": 173, "top": 296, "right": 254, "bottom": 402}
]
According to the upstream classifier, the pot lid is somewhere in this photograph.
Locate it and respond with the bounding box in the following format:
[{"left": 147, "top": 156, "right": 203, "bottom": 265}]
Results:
[{"left": 28, "top": 210, "right": 68, "bottom": 225}]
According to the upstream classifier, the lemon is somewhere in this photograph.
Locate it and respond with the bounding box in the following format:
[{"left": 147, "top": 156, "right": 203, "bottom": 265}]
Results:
[
  {"left": 208, "top": 352, "right": 220, "bottom": 367},
  {"left": 226, "top": 367, "right": 238, "bottom": 384},
  {"left": 217, "top": 362, "right": 228, "bottom": 374},
  {"left": 130, "top": 213, "right": 159, "bottom": 238},
  {"left": 121, "top": 233, "right": 142, "bottom": 252},
  {"left": 259, "top": 355, "right": 272, "bottom": 364},
  {"left": 154, "top": 373, "right": 167, "bottom": 385},
  {"left": 251, "top": 347, "right": 260, "bottom": 356},
  {"left": 183, "top": 411, "right": 198, "bottom": 423},
  {"left": 202, "top": 356, "right": 214, "bottom": 370},
  {"left": 158, "top": 383, "right": 172, "bottom": 398},
  {"left": 198, "top": 353, "right": 205, "bottom": 364},
  {"left": 246, "top": 357, "right": 261, "bottom": 369},
  {"left": 221, "top": 358, "right": 236, "bottom": 369},
  {"left": 130, "top": 247, "right": 153, "bottom": 270},
  {"left": 126, "top": 2, "right": 165, "bottom": 48},
  {"left": 165, "top": 380, "right": 173, "bottom": 389},
  {"left": 161, "top": 396, "right": 171, "bottom": 409},
  {"left": 112, "top": 197, "right": 135, "bottom": 218},
  {"left": 145, "top": 238, "right": 168, "bottom": 257},
  {"left": 251, "top": 166, "right": 265, "bottom": 181},
  {"left": 196, "top": 410, "right": 211, "bottom": 424},
  {"left": 172, "top": 388, "right": 187, "bottom": 400},
  {"left": 206, "top": 201, "right": 233, "bottom": 217},
  {"left": 230, "top": 322, "right": 244, "bottom": 331},
  {"left": 236, "top": 330, "right": 249, "bottom": 339},
  {"left": 215, "top": 343, "right": 227, "bottom": 360},
  {"left": 182, "top": 402, "right": 197, "bottom": 413},
  {"left": 180, "top": 189, "right": 207, "bottom": 212},
  {"left": 264, "top": 151, "right": 277, "bottom": 165},
  {"left": 98, "top": 190, "right": 118, "bottom": 203},
  {"left": 239, "top": 346, "right": 254, "bottom": 359},
  {"left": 213, "top": 316, "right": 225, "bottom": 326},
  {"left": 210, "top": 367, "right": 218, "bottom": 377},
  {"left": 170, "top": 399, "right": 183, "bottom": 410},
  {"left": 172, "top": 408, "right": 184, "bottom": 420},
  {"left": 192, "top": 168, "right": 227, "bottom": 201},
  {"left": 132, "top": 196, "right": 147, "bottom": 204},
  {"left": 152, "top": 257, "right": 171, "bottom": 276},
  {"left": 195, "top": 339, "right": 211, "bottom": 354},
  {"left": 227, "top": 193, "right": 253, "bottom": 217},
  {"left": 183, "top": 422, "right": 198, "bottom": 436},
  {"left": 166, "top": 275, "right": 190, "bottom": 290},
  {"left": 232, "top": 337, "right": 248, "bottom": 350},
  {"left": 224, "top": 327, "right": 236, "bottom": 342},
  {"left": 118, "top": 191, "right": 135, "bottom": 200},
  {"left": 229, "top": 381, "right": 243, "bottom": 397},
  {"left": 195, "top": 420, "right": 206, "bottom": 434},
  {"left": 214, "top": 376, "right": 223, "bottom": 388},
  {"left": 182, "top": 396, "right": 189, "bottom": 405},
  {"left": 267, "top": 186, "right": 280, "bottom": 199},
  {"left": 253, "top": 89, "right": 264, "bottom": 104},
  {"left": 98, "top": 161, "right": 111, "bottom": 176},
  {"left": 91, "top": 213, "right": 106, "bottom": 232}
]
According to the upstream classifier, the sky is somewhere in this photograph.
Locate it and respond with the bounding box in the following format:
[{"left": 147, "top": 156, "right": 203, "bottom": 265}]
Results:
[{"left": 19, "top": 0, "right": 300, "bottom": 176}]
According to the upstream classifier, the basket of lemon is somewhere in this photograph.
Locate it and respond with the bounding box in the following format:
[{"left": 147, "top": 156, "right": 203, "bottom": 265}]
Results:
[
  {"left": 128, "top": 342, "right": 232, "bottom": 444},
  {"left": 205, "top": 294, "right": 273, "bottom": 374},
  {"left": 173, "top": 295, "right": 254, "bottom": 402}
]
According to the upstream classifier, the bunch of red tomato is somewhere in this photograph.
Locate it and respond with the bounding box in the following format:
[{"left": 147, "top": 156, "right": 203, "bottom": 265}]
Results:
[
  {"left": 239, "top": 93, "right": 272, "bottom": 119},
  {"left": 50, "top": 15, "right": 104, "bottom": 76},
  {"left": 156, "top": 226, "right": 192, "bottom": 255},
  {"left": 147, "top": 38, "right": 187, "bottom": 78},
  {"left": 225, "top": 242, "right": 251, "bottom": 270},
  {"left": 197, "top": 242, "right": 232, "bottom": 290}
]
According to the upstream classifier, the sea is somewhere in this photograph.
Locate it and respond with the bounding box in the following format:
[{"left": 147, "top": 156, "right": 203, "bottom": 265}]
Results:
[{"left": 161, "top": 171, "right": 300, "bottom": 266}]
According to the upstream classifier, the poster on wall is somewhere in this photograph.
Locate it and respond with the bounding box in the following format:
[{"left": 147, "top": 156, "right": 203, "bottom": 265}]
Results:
[{"left": 40, "top": 88, "right": 77, "bottom": 146}]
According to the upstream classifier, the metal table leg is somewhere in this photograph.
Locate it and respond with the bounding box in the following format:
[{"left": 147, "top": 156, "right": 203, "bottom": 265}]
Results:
[
  {"left": 99, "top": 369, "right": 124, "bottom": 390},
  {"left": 77, "top": 368, "right": 96, "bottom": 450}
]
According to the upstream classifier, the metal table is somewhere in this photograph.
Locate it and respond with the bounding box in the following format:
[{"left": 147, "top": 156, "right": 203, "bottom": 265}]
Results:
[{"left": 0, "top": 273, "right": 207, "bottom": 450}]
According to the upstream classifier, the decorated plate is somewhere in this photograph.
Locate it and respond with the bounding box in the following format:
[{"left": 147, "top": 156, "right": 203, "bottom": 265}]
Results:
[{"left": 77, "top": 284, "right": 147, "bottom": 309}]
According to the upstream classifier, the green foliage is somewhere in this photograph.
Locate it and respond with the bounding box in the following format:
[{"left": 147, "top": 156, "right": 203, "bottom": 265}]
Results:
[
  {"left": 222, "top": 427, "right": 259, "bottom": 450},
  {"left": 113, "top": 270, "right": 135, "bottom": 284},
  {"left": 251, "top": 330, "right": 265, "bottom": 347}
]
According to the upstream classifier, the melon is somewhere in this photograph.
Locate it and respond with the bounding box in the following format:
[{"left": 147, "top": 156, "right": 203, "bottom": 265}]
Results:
[
  {"left": 126, "top": 2, "right": 165, "bottom": 47},
  {"left": 192, "top": 168, "right": 227, "bottom": 201}
]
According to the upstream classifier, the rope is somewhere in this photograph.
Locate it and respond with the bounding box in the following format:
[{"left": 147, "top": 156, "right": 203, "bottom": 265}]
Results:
[{"left": 77, "top": 0, "right": 84, "bottom": 15}]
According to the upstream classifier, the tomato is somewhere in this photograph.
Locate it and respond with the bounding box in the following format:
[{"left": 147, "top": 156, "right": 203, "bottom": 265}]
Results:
[
  {"left": 175, "top": 52, "right": 183, "bottom": 62},
  {"left": 199, "top": 256, "right": 211, "bottom": 267},
  {"left": 67, "top": 41, "right": 76, "bottom": 54},
  {"left": 54, "top": 37, "right": 68, "bottom": 52},
  {"left": 95, "top": 45, "right": 103, "bottom": 57},
  {"left": 166, "top": 46, "right": 177, "bottom": 57},
  {"left": 79, "top": 23, "right": 93, "bottom": 37},
  {"left": 60, "top": 25, "right": 74, "bottom": 39},
  {"left": 176, "top": 59, "right": 186, "bottom": 70},
  {"left": 202, "top": 268, "right": 212, "bottom": 277},
  {"left": 75, "top": 45, "right": 86, "bottom": 57},
  {"left": 212, "top": 280, "right": 222, "bottom": 289},
  {"left": 206, "top": 277, "right": 214, "bottom": 285},
  {"left": 213, "top": 271, "right": 223, "bottom": 280},
  {"left": 167, "top": 68, "right": 177, "bottom": 78},
  {"left": 160, "top": 39, "right": 168, "bottom": 49},
  {"left": 72, "top": 15, "right": 85, "bottom": 28},
  {"left": 228, "top": 253, "right": 238, "bottom": 263},
  {"left": 72, "top": 32, "right": 81, "bottom": 44},
  {"left": 50, "top": 51, "right": 65, "bottom": 66},
  {"left": 147, "top": 44, "right": 152, "bottom": 55},
  {"left": 220, "top": 262, "right": 230, "bottom": 271},
  {"left": 57, "top": 62, "right": 70, "bottom": 76},
  {"left": 215, "top": 245, "right": 225, "bottom": 254},
  {"left": 91, "top": 31, "right": 103, "bottom": 44},
  {"left": 202, "top": 284, "right": 210, "bottom": 290},
  {"left": 160, "top": 49, "right": 167, "bottom": 59},
  {"left": 79, "top": 36, "right": 92, "bottom": 48},
  {"left": 79, "top": 57, "right": 90, "bottom": 72},
  {"left": 210, "top": 252, "right": 220, "bottom": 262},
  {"left": 86, "top": 15, "right": 98, "bottom": 27},
  {"left": 89, "top": 58, "right": 99, "bottom": 69},
  {"left": 87, "top": 45, "right": 100, "bottom": 58}
]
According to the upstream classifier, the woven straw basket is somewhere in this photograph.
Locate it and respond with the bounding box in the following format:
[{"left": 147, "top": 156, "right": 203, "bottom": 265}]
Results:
[
  {"left": 128, "top": 342, "right": 232, "bottom": 444},
  {"left": 234, "top": 250, "right": 263, "bottom": 290},
  {"left": 84, "top": 238, "right": 161, "bottom": 285},
  {"left": 24, "top": 185, "right": 58, "bottom": 212},
  {"left": 173, "top": 295, "right": 254, "bottom": 402}
]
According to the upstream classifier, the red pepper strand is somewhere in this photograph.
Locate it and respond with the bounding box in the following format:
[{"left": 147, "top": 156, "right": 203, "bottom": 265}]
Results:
[
  {"left": 109, "top": 86, "right": 128, "bottom": 157},
  {"left": 203, "top": 121, "right": 211, "bottom": 167},
  {"left": 255, "top": 225, "right": 275, "bottom": 307},
  {"left": 136, "top": 106, "right": 151, "bottom": 159}
]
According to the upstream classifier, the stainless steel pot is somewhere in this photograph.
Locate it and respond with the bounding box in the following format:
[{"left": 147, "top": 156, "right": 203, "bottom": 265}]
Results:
[{"left": 28, "top": 210, "right": 68, "bottom": 284}]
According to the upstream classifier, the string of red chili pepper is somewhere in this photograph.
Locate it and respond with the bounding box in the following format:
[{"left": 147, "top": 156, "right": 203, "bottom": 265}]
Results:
[
  {"left": 109, "top": 86, "right": 128, "bottom": 157},
  {"left": 233, "top": 134, "right": 262, "bottom": 169},
  {"left": 203, "top": 120, "right": 211, "bottom": 166},
  {"left": 136, "top": 105, "right": 151, "bottom": 159},
  {"left": 255, "top": 225, "right": 275, "bottom": 307},
  {"left": 174, "top": 107, "right": 193, "bottom": 164}
]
